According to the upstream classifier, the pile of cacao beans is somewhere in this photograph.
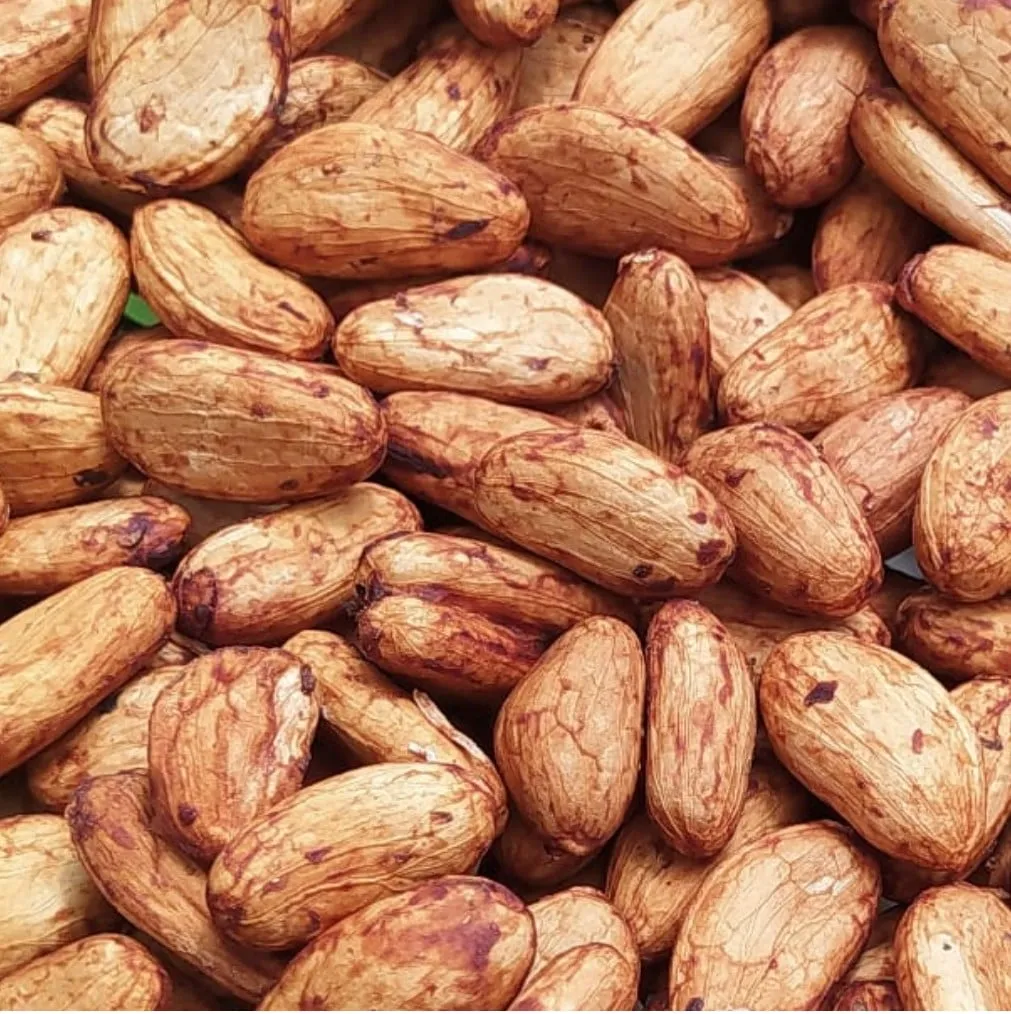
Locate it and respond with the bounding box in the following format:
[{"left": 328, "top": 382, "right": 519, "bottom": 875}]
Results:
[{"left": 2, "top": 0, "right": 1011, "bottom": 1009}]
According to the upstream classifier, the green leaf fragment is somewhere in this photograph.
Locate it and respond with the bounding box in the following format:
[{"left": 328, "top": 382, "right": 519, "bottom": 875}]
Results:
[{"left": 123, "top": 293, "right": 160, "bottom": 327}]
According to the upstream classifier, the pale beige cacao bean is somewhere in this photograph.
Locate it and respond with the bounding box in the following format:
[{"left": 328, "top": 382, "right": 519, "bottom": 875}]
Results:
[
  {"left": 645, "top": 600, "right": 756, "bottom": 858},
  {"left": 603, "top": 249, "right": 711, "bottom": 460},
  {"left": 494, "top": 617, "right": 644, "bottom": 856}
]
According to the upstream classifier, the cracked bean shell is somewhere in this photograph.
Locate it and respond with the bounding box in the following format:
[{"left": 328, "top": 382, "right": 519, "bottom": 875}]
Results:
[
  {"left": 719, "top": 283, "right": 924, "bottom": 435},
  {"left": 0, "top": 0, "right": 90, "bottom": 118},
  {"left": 26, "top": 665, "right": 185, "bottom": 812},
  {"left": 0, "top": 567, "right": 175, "bottom": 778},
  {"left": 0, "top": 382, "right": 125, "bottom": 516},
  {"left": 813, "top": 387, "right": 972, "bottom": 558},
  {"left": 355, "top": 530, "right": 633, "bottom": 635},
  {"left": 0, "top": 934, "right": 170, "bottom": 1011},
  {"left": 450, "top": 0, "right": 557, "bottom": 48},
  {"left": 0, "top": 208, "right": 130, "bottom": 387},
  {"left": 741, "top": 25, "right": 885, "bottom": 207},
  {"left": 149, "top": 647, "right": 319, "bottom": 865},
  {"left": 574, "top": 0, "right": 770, "bottom": 136},
  {"left": 261, "top": 876, "right": 533, "bottom": 1010},
  {"left": 0, "top": 124, "right": 63, "bottom": 230},
  {"left": 100, "top": 340, "right": 386, "bottom": 503},
  {"left": 760, "top": 633, "right": 987, "bottom": 871},
  {"left": 381, "top": 391, "right": 565, "bottom": 524},
  {"left": 684, "top": 423, "right": 882, "bottom": 617},
  {"left": 894, "top": 883, "right": 1011, "bottom": 1010},
  {"left": 813, "top": 170, "right": 936, "bottom": 292},
  {"left": 283, "top": 629, "right": 507, "bottom": 826},
  {"left": 645, "top": 600, "right": 757, "bottom": 858},
  {"left": 914, "top": 390, "right": 1011, "bottom": 601},
  {"left": 132, "top": 200, "right": 334, "bottom": 361},
  {"left": 86, "top": 0, "right": 288, "bottom": 191},
  {"left": 253, "top": 54, "right": 386, "bottom": 166},
  {"left": 243, "top": 122, "right": 530, "bottom": 279},
  {"left": 510, "top": 944, "right": 638, "bottom": 1012},
  {"left": 697, "top": 268, "right": 792, "bottom": 382},
  {"left": 334, "top": 273, "right": 614, "bottom": 404},
  {"left": 173, "top": 483, "right": 418, "bottom": 645},
  {"left": 898, "top": 244, "right": 1011, "bottom": 381},
  {"left": 879, "top": 0, "right": 1011, "bottom": 196},
  {"left": 473, "top": 428, "right": 736, "bottom": 597},
  {"left": 494, "top": 617, "right": 645, "bottom": 856},
  {"left": 356, "top": 594, "right": 548, "bottom": 704},
  {"left": 0, "top": 497, "right": 190, "bottom": 598},
  {"left": 897, "top": 590, "right": 1011, "bottom": 683},
  {"left": 206, "top": 762, "right": 500, "bottom": 950},
  {"left": 669, "top": 822, "right": 880, "bottom": 1010},
  {"left": 474, "top": 103, "right": 751, "bottom": 265},
  {"left": 0, "top": 815, "right": 117, "bottom": 978},
  {"left": 850, "top": 88, "right": 1011, "bottom": 262},
  {"left": 349, "top": 22, "right": 520, "bottom": 152},
  {"left": 67, "top": 771, "right": 283, "bottom": 1001}
]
